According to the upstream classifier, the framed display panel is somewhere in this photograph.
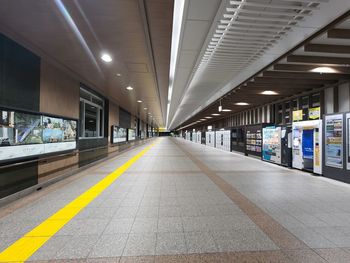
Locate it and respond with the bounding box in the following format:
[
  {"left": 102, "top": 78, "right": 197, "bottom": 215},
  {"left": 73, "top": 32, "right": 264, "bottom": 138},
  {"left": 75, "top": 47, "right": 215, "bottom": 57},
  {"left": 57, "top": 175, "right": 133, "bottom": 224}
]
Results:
[
  {"left": 347, "top": 113, "right": 350, "bottom": 170},
  {"left": 205, "top": 131, "right": 215, "bottom": 147},
  {"left": 262, "top": 126, "right": 282, "bottom": 164},
  {"left": 231, "top": 126, "right": 245, "bottom": 153},
  {"left": 111, "top": 125, "right": 127, "bottom": 144},
  {"left": 322, "top": 113, "right": 350, "bottom": 184},
  {"left": 0, "top": 107, "right": 77, "bottom": 163},
  {"left": 127, "top": 128, "right": 136, "bottom": 141},
  {"left": 325, "top": 114, "right": 343, "bottom": 168}
]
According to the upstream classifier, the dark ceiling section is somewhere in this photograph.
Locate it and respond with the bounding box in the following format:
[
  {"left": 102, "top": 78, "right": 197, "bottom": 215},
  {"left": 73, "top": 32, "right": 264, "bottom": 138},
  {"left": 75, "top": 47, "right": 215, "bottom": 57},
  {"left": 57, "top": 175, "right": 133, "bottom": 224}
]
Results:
[
  {"left": 179, "top": 11, "right": 350, "bottom": 130},
  {"left": 144, "top": 0, "right": 173, "bottom": 126}
]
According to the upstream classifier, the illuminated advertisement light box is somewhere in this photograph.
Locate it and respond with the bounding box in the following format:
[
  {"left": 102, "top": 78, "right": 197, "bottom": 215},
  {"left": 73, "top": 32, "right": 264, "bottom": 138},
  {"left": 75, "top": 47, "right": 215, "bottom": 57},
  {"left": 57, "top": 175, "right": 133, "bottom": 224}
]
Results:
[
  {"left": 112, "top": 126, "right": 127, "bottom": 143},
  {"left": 325, "top": 114, "right": 343, "bottom": 168},
  {"left": 128, "top": 128, "right": 136, "bottom": 141},
  {"left": 0, "top": 108, "right": 77, "bottom": 163}
]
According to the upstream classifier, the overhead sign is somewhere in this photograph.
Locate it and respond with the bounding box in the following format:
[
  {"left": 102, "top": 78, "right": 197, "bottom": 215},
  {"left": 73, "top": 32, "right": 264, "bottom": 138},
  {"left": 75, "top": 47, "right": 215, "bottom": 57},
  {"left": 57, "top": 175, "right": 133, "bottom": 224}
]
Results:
[{"left": 293, "top": 110, "right": 303, "bottom": 122}]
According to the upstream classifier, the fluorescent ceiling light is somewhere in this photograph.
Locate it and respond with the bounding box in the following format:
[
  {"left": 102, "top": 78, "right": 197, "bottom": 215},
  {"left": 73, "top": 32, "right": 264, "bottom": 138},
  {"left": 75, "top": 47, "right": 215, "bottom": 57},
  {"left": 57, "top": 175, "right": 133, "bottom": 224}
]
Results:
[
  {"left": 126, "top": 86, "right": 133, "bottom": 91},
  {"left": 205, "top": 116, "right": 213, "bottom": 119},
  {"left": 310, "top": 67, "right": 337, "bottom": 73},
  {"left": 222, "top": 109, "right": 232, "bottom": 112},
  {"left": 166, "top": 0, "right": 185, "bottom": 129},
  {"left": 116, "top": 73, "right": 122, "bottom": 77},
  {"left": 200, "top": 119, "right": 206, "bottom": 121},
  {"left": 137, "top": 100, "right": 142, "bottom": 103},
  {"left": 212, "top": 113, "right": 221, "bottom": 116},
  {"left": 235, "top": 102, "right": 249, "bottom": 106},
  {"left": 144, "top": 108, "right": 148, "bottom": 110},
  {"left": 218, "top": 105, "right": 222, "bottom": 112},
  {"left": 261, "top": 90, "right": 278, "bottom": 95},
  {"left": 101, "top": 53, "right": 112, "bottom": 63}
]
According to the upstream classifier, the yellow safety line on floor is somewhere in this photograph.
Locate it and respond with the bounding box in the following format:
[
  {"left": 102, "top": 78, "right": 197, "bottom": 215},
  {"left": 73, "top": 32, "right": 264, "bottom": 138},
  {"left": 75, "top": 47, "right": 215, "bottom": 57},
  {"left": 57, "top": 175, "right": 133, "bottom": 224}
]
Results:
[{"left": 0, "top": 141, "right": 157, "bottom": 263}]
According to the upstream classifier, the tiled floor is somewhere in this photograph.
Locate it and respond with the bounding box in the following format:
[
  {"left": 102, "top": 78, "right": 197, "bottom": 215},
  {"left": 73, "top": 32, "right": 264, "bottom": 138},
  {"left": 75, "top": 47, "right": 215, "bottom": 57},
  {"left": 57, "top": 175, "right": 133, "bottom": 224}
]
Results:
[{"left": 2, "top": 138, "right": 350, "bottom": 262}]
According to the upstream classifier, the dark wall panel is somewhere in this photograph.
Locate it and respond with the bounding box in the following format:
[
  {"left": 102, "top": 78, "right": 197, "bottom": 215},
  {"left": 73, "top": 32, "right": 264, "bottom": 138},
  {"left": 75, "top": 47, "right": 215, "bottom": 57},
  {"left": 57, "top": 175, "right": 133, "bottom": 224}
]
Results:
[
  {"left": 0, "top": 33, "right": 41, "bottom": 198},
  {"left": 0, "top": 163, "right": 38, "bottom": 199},
  {"left": 0, "top": 33, "right": 40, "bottom": 111},
  {"left": 119, "top": 108, "right": 131, "bottom": 128}
]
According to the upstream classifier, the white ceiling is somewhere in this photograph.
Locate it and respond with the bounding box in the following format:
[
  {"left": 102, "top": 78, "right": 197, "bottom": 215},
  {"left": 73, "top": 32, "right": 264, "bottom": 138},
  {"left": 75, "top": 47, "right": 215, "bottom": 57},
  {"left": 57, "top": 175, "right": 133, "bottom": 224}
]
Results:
[{"left": 168, "top": 0, "right": 350, "bottom": 130}]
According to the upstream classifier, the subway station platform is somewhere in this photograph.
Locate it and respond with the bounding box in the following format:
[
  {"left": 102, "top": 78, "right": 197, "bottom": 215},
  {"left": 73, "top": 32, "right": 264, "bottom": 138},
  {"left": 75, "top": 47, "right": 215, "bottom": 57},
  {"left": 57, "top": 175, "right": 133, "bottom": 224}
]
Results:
[{"left": 2, "top": 137, "right": 350, "bottom": 262}]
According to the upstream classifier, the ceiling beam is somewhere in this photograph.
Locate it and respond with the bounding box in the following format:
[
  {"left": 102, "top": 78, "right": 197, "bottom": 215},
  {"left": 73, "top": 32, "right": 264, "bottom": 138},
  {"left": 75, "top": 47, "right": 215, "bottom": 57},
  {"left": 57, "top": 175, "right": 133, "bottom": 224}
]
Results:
[
  {"left": 273, "top": 63, "right": 350, "bottom": 73},
  {"left": 245, "top": 82, "right": 321, "bottom": 89},
  {"left": 327, "top": 28, "right": 350, "bottom": 39},
  {"left": 234, "top": 89, "right": 306, "bottom": 94},
  {"left": 287, "top": 55, "right": 350, "bottom": 65},
  {"left": 253, "top": 77, "right": 335, "bottom": 85},
  {"left": 263, "top": 71, "right": 350, "bottom": 80},
  {"left": 305, "top": 44, "right": 350, "bottom": 54}
]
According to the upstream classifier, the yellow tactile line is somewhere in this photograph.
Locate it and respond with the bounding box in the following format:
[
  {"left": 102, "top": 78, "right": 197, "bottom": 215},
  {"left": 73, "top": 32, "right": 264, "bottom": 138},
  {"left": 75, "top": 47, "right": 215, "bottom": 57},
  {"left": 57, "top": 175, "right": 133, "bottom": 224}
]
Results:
[{"left": 0, "top": 140, "right": 158, "bottom": 263}]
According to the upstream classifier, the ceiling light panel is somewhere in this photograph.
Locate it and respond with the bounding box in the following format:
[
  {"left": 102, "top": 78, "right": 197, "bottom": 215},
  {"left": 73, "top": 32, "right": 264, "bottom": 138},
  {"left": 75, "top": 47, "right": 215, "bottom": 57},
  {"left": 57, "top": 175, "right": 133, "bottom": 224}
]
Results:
[
  {"left": 198, "top": 0, "right": 319, "bottom": 75},
  {"left": 101, "top": 53, "right": 112, "bottom": 62}
]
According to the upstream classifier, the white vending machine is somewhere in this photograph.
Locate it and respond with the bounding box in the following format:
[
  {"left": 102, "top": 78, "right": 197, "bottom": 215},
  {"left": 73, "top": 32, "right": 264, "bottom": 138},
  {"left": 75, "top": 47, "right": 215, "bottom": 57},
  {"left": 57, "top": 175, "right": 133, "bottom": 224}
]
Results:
[
  {"left": 292, "top": 120, "right": 322, "bottom": 174},
  {"left": 205, "top": 131, "right": 215, "bottom": 147},
  {"left": 215, "top": 130, "right": 231, "bottom": 152}
]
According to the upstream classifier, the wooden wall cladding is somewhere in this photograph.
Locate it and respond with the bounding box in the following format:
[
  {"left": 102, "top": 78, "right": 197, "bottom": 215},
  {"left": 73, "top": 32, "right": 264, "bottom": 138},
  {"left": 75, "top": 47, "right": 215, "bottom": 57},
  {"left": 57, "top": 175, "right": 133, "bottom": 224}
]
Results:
[{"left": 40, "top": 61, "right": 79, "bottom": 119}]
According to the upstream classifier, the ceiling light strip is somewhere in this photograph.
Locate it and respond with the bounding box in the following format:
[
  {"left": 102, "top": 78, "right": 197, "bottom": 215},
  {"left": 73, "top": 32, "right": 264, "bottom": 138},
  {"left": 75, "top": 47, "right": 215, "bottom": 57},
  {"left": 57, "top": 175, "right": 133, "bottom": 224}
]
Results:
[{"left": 166, "top": 0, "right": 186, "bottom": 129}]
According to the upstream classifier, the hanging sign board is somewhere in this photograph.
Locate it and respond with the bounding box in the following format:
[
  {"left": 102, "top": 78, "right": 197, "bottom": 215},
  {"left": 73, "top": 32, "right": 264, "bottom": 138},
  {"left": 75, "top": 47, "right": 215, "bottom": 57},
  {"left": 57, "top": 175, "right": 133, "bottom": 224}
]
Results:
[
  {"left": 293, "top": 110, "right": 303, "bottom": 122},
  {"left": 309, "top": 107, "right": 321, "bottom": 120}
]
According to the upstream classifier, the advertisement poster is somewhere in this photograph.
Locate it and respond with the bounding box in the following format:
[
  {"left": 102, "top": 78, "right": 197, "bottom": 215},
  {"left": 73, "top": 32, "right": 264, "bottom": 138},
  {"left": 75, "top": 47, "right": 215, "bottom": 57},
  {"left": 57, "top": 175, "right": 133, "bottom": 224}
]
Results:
[
  {"left": 325, "top": 114, "right": 343, "bottom": 168},
  {"left": 262, "top": 126, "right": 281, "bottom": 164},
  {"left": 293, "top": 110, "right": 303, "bottom": 122},
  {"left": 112, "top": 126, "right": 127, "bottom": 143},
  {"left": 0, "top": 109, "right": 77, "bottom": 162},
  {"left": 309, "top": 107, "right": 320, "bottom": 120}
]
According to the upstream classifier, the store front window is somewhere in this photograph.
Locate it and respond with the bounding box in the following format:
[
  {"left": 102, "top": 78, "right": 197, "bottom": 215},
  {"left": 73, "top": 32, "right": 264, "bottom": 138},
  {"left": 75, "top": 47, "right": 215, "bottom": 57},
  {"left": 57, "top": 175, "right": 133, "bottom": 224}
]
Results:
[{"left": 79, "top": 87, "right": 104, "bottom": 138}]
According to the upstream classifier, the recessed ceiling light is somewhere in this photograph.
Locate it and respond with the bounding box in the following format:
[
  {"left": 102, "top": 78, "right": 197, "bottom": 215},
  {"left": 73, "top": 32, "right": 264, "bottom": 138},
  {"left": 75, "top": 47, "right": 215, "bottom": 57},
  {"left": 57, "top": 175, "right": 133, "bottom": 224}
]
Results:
[
  {"left": 222, "top": 109, "right": 232, "bottom": 112},
  {"left": 261, "top": 90, "right": 278, "bottom": 95},
  {"left": 235, "top": 102, "right": 249, "bottom": 106},
  {"left": 101, "top": 53, "right": 112, "bottom": 63},
  {"left": 116, "top": 73, "right": 122, "bottom": 77},
  {"left": 310, "top": 66, "right": 337, "bottom": 74},
  {"left": 126, "top": 86, "right": 133, "bottom": 91},
  {"left": 137, "top": 100, "right": 142, "bottom": 103},
  {"left": 205, "top": 116, "right": 213, "bottom": 119},
  {"left": 212, "top": 113, "right": 220, "bottom": 116}
]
